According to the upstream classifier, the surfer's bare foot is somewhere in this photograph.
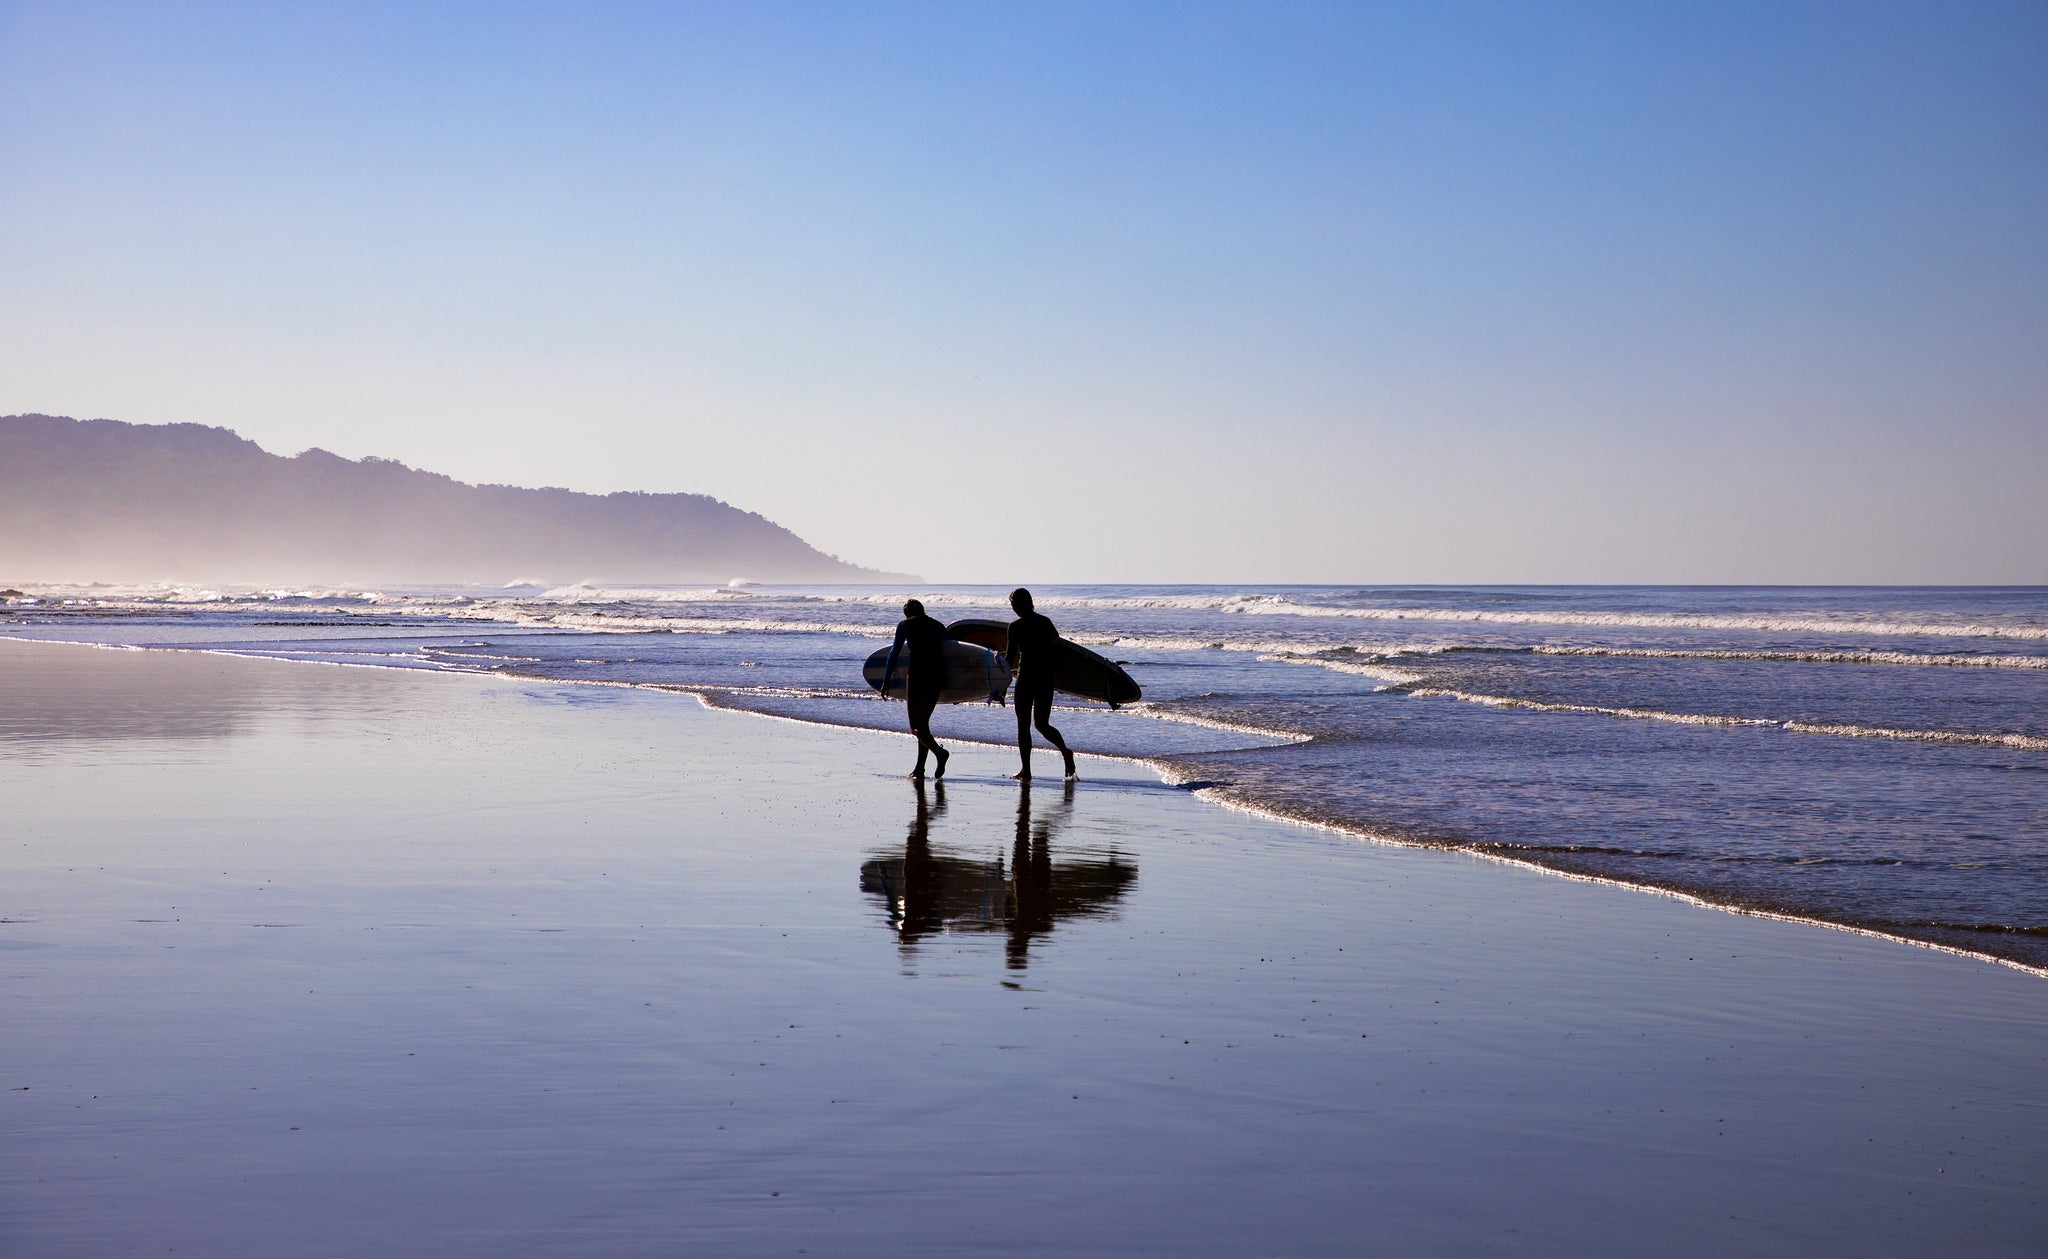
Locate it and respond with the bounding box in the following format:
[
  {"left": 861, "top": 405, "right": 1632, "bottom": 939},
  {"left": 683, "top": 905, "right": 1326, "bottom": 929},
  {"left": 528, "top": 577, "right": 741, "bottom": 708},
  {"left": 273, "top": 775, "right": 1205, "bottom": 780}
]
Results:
[
  {"left": 1062, "top": 752, "right": 1077, "bottom": 778},
  {"left": 1010, "top": 769, "right": 1031, "bottom": 781},
  {"left": 934, "top": 748, "right": 949, "bottom": 779}
]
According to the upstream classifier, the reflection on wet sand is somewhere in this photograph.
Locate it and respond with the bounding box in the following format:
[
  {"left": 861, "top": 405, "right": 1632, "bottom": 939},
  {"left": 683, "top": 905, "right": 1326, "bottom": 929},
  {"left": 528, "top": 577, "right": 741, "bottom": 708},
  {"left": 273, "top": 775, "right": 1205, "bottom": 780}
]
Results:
[
  {"left": 0, "top": 639, "right": 392, "bottom": 747},
  {"left": 859, "top": 780, "right": 1137, "bottom": 968}
]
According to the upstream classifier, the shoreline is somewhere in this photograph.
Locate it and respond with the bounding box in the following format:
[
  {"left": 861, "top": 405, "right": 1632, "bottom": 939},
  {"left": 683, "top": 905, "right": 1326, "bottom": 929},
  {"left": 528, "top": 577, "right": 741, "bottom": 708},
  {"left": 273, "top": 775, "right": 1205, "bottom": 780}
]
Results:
[
  {"left": 1165, "top": 772, "right": 2048, "bottom": 981},
  {"left": 6, "top": 632, "right": 2045, "bottom": 979},
  {"left": 697, "top": 672, "right": 2048, "bottom": 982}
]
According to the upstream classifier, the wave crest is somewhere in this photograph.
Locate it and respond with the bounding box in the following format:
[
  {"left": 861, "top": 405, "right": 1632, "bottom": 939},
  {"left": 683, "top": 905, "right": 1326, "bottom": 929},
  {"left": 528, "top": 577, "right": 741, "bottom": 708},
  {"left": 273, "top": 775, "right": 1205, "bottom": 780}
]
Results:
[{"left": 1399, "top": 686, "right": 2048, "bottom": 750}]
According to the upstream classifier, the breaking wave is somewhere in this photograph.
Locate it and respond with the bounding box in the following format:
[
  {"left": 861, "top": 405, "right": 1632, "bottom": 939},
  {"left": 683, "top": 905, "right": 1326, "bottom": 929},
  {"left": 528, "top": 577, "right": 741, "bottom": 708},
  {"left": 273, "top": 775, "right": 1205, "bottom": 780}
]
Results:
[
  {"left": 1525, "top": 645, "right": 2048, "bottom": 669},
  {"left": 1259, "top": 653, "right": 1427, "bottom": 687},
  {"left": 1397, "top": 686, "right": 2048, "bottom": 750},
  {"left": 810, "top": 591, "right": 2048, "bottom": 642}
]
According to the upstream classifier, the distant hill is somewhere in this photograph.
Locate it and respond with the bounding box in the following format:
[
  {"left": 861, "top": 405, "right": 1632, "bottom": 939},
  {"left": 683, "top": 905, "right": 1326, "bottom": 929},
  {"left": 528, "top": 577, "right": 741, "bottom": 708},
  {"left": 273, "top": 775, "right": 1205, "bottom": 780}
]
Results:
[{"left": 0, "top": 414, "right": 910, "bottom": 585}]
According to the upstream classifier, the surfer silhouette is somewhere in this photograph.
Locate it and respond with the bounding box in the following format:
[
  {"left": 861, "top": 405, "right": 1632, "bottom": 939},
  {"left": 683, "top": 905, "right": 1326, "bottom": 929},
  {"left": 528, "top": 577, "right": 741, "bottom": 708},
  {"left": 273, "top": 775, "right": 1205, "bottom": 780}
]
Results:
[
  {"left": 1004, "top": 587, "right": 1076, "bottom": 781},
  {"left": 882, "top": 599, "right": 949, "bottom": 778}
]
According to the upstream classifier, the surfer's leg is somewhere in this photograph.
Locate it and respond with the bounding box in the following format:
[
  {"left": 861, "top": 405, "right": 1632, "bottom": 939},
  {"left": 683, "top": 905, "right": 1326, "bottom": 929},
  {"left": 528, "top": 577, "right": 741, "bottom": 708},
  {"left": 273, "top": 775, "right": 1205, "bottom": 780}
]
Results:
[
  {"left": 909, "top": 689, "right": 942, "bottom": 776},
  {"left": 1012, "top": 685, "right": 1034, "bottom": 779},
  {"left": 917, "top": 695, "right": 947, "bottom": 776},
  {"left": 1031, "top": 686, "right": 1076, "bottom": 778}
]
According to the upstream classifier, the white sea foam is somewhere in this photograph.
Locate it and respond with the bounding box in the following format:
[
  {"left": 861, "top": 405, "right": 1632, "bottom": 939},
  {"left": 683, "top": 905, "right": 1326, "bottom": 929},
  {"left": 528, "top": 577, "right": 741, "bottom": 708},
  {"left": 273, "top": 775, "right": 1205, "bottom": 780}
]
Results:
[
  {"left": 1400, "top": 687, "right": 2048, "bottom": 750},
  {"left": 533, "top": 584, "right": 761, "bottom": 603},
  {"left": 1124, "top": 703, "right": 1314, "bottom": 746},
  {"left": 34, "top": 582, "right": 2045, "bottom": 646},
  {"left": 1528, "top": 645, "right": 2048, "bottom": 669},
  {"left": 17, "top": 582, "right": 391, "bottom": 605},
  {"left": 1259, "top": 653, "right": 1427, "bottom": 687},
  {"left": 782, "top": 589, "right": 2048, "bottom": 641},
  {"left": 502, "top": 611, "right": 888, "bottom": 637},
  {"left": 1088, "top": 632, "right": 1361, "bottom": 655},
  {"left": 1213, "top": 600, "right": 2046, "bottom": 641},
  {"left": 1775, "top": 720, "right": 2048, "bottom": 751}
]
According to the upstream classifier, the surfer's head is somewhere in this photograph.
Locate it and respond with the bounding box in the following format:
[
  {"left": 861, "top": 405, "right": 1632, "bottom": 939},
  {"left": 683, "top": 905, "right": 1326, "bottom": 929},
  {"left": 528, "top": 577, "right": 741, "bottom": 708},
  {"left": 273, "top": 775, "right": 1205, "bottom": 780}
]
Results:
[
  {"left": 903, "top": 599, "right": 925, "bottom": 617},
  {"left": 1010, "top": 588, "right": 1033, "bottom": 614}
]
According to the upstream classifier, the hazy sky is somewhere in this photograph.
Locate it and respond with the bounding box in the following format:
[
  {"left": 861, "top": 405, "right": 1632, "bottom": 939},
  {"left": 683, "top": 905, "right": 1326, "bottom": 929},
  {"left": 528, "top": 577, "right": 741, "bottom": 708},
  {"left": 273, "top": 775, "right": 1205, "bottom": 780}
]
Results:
[{"left": 3, "top": 1, "right": 2043, "bottom": 583}]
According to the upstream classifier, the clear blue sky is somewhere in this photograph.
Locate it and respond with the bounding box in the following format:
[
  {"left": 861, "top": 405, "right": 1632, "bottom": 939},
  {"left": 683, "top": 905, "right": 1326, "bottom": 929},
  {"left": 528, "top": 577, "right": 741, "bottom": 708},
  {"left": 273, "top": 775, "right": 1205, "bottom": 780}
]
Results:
[{"left": 3, "top": 0, "right": 2043, "bottom": 582}]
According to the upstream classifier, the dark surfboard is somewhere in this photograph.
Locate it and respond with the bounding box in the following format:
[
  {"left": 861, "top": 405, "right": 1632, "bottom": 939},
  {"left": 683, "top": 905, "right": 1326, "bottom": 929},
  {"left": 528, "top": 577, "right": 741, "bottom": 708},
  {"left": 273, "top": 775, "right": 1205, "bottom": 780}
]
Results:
[
  {"left": 945, "top": 618, "right": 1142, "bottom": 708},
  {"left": 863, "top": 639, "right": 1011, "bottom": 705}
]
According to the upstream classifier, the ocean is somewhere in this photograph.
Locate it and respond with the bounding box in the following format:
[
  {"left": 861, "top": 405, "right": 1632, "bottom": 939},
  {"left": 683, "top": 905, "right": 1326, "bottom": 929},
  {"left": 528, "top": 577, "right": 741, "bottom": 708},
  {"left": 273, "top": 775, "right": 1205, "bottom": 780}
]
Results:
[{"left": 6, "top": 582, "right": 2045, "bottom": 972}]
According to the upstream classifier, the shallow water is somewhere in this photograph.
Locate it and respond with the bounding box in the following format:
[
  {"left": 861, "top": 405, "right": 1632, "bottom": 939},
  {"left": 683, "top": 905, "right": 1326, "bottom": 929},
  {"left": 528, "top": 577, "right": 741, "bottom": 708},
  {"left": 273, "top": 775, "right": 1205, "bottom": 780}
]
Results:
[{"left": 7, "top": 581, "right": 2046, "bottom": 969}]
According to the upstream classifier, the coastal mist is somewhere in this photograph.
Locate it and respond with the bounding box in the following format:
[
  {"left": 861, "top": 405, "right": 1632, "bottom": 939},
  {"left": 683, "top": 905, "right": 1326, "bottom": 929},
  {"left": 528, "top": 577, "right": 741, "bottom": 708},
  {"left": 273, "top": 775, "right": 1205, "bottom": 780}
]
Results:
[{"left": 8, "top": 584, "right": 2045, "bottom": 970}]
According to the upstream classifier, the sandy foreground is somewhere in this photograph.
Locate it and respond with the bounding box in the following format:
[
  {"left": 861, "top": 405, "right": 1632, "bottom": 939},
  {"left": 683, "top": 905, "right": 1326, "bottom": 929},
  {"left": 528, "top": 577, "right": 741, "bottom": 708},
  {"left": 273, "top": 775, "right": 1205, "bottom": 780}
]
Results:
[{"left": 1, "top": 640, "right": 2043, "bottom": 1256}]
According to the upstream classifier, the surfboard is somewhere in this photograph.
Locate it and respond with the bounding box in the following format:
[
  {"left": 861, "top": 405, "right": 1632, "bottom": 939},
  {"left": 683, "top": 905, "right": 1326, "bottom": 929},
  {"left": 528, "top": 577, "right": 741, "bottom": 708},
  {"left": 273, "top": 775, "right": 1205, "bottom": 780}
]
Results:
[
  {"left": 944, "top": 618, "right": 1142, "bottom": 708},
  {"left": 863, "top": 639, "right": 1011, "bottom": 705}
]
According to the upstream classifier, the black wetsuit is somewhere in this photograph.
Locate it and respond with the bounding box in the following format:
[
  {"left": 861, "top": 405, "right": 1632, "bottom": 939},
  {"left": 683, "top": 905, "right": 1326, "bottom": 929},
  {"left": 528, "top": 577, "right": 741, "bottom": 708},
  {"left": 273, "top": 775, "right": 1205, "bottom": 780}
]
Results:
[
  {"left": 887, "top": 613, "right": 949, "bottom": 772},
  {"left": 1006, "top": 610, "right": 1061, "bottom": 717},
  {"left": 1007, "top": 611, "right": 1074, "bottom": 778},
  {"left": 888, "top": 613, "right": 948, "bottom": 702}
]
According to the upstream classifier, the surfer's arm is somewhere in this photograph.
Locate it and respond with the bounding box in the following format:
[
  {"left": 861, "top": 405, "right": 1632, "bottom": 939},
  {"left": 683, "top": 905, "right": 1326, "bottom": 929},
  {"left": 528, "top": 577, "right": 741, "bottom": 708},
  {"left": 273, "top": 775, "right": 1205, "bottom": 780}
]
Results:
[{"left": 882, "top": 623, "right": 908, "bottom": 698}]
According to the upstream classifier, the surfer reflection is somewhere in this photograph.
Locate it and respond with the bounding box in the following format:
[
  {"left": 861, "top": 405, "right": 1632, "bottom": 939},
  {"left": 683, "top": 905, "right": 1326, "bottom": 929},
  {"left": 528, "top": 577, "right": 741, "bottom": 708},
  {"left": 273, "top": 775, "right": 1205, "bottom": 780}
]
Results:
[
  {"left": 858, "top": 778, "right": 1136, "bottom": 968},
  {"left": 882, "top": 598, "right": 949, "bottom": 778},
  {"left": 896, "top": 778, "right": 950, "bottom": 942},
  {"left": 1004, "top": 588, "right": 1076, "bottom": 781},
  {"left": 1005, "top": 782, "right": 1068, "bottom": 968}
]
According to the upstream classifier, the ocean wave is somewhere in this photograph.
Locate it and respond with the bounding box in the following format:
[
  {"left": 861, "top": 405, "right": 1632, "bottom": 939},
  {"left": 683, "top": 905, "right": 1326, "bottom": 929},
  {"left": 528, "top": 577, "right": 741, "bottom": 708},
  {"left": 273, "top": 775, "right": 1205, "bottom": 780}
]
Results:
[
  {"left": 421, "top": 647, "right": 544, "bottom": 664},
  {"left": 1081, "top": 631, "right": 1413, "bottom": 657},
  {"left": 1235, "top": 601, "right": 2048, "bottom": 641},
  {"left": 32, "top": 583, "right": 2045, "bottom": 647},
  {"left": 839, "top": 591, "right": 2048, "bottom": 641},
  {"left": 1126, "top": 702, "right": 1316, "bottom": 746},
  {"left": 13, "top": 583, "right": 391, "bottom": 605},
  {"left": 1399, "top": 686, "right": 2048, "bottom": 750},
  {"left": 1525, "top": 645, "right": 2048, "bottom": 669},
  {"left": 1259, "top": 653, "right": 1426, "bottom": 687},
  {"left": 1910, "top": 922, "right": 2048, "bottom": 938},
  {"left": 505, "top": 611, "right": 886, "bottom": 637},
  {"left": 1776, "top": 720, "right": 2048, "bottom": 751},
  {"left": 531, "top": 584, "right": 772, "bottom": 604},
  {"left": 677, "top": 683, "right": 876, "bottom": 702},
  {"left": 1494, "top": 844, "right": 1996, "bottom": 870}
]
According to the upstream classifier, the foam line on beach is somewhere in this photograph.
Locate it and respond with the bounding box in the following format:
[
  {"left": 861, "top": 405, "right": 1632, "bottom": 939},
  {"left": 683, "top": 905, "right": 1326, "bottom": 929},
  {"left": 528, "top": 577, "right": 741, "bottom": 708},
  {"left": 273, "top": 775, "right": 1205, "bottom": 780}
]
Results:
[
  {"left": 1121, "top": 702, "right": 1317, "bottom": 745},
  {"left": 1396, "top": 685, "right": 2048, "bottom": 750},
  {"left": 649, "top": 684, "right": 1298, "bottom": 758},
  {"left": 1142, "top": 758, "right": 2048, "bottom": 980},
  {"left": 508, "top": 674, "right": 1301, "bottom": 757},
  {"left": 679, "top": 685, "right": 1309, "bottom": 753},
  {"left": 1524, "top": 644, "right": 2048, "bottom": 669}
]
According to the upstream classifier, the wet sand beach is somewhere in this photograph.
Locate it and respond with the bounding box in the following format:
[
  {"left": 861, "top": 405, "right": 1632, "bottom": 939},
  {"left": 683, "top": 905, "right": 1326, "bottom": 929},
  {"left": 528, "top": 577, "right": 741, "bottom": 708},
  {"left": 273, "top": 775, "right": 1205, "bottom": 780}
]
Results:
[{"left": 3, "top": 640, "right": 2044, "bottom": 1256}]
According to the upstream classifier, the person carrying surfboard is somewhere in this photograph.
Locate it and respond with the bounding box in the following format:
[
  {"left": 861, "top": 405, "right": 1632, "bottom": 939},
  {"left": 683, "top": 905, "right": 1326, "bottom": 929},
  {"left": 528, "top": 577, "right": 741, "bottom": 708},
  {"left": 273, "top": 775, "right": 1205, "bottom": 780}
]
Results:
[
  {"left": 882, "top": 599, "right": 950, "bottom": 778},
  {"left": 1004, "top": 588, "right": 1077, "bottom": 782}
]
